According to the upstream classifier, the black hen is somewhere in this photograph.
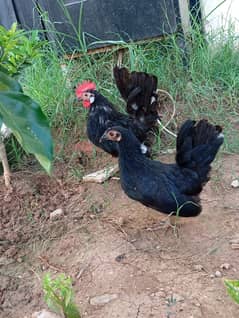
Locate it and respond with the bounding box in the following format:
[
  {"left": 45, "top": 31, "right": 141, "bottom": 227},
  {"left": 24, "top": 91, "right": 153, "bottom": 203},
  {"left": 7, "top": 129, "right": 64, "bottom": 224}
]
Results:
[
  {"left": 100, "top": 119, "right": 224, "bottom": 217},
  {"left": 75, "top": 66, "right": 159, "bottom": 157}
]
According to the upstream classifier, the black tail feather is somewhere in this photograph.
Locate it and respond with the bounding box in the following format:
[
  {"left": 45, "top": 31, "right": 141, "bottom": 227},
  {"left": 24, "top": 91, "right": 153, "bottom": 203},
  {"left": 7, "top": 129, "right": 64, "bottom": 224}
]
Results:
[
  {"left": 113, "top": 66, "right": 160, "bottom": 150},
  {"left": 113, "top": 66, "right": 159, "bottom": 120},
  {"left": 176, "top": 119, "right": 224, "bottom": 183}
]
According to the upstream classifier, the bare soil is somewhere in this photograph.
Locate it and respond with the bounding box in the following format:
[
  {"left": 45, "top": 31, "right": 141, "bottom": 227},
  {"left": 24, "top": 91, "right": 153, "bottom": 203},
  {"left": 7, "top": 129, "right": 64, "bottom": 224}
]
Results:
[{"left": 0, "top": 149, "right": 239, "bottom": 318}]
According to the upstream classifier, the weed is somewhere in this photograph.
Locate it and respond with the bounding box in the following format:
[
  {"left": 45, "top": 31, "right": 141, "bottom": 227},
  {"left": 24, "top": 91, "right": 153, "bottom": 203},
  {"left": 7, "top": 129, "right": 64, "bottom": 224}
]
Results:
[
  {"left": 0, "top": 23, "right": 44, "bottom": 75},
  {"left": 42, "top": 273, "right": 81, "bottom": 318},
  {"left": 21, "top": 4, "right": 239, "bottom": 164},
  {"left": 224, "top": 279, "right": 239, "bottom": 304},
  {"left": 69, "top": 166, "right": 85, "bottom": 181},
  {"left": 166, "top": 294, "right": 177, "bottom": 318}
]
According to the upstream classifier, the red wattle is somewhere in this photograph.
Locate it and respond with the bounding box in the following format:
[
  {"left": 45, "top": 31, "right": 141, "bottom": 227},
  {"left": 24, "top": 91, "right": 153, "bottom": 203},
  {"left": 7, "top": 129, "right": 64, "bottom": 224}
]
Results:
[{"left": 83, "top": 100, "right": 91, "bottom": 108}]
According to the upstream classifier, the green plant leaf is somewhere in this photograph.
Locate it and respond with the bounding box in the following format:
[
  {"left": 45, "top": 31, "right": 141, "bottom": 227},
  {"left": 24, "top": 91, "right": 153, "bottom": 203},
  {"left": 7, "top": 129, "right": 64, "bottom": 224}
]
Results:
[
  {"left": 0, "top": 23, "right": 44, "bottom": 75},
  {"left": 64, "top": 302, "right": 81, "bottom": 318},
  {"left": 224, "top": 279, "right": 239, "bottom": 304},
  {"left": 0, "top": 71, "right": 22, "bottom": 92},
  {"left": 42, "top": 273, "right": 81, "bottom": 318},
  {"left": 0, "top": 65, "right": 9, "bottom": 74},
  {"left": 0, "top": 91, "right": 53, "bottom": 173}
]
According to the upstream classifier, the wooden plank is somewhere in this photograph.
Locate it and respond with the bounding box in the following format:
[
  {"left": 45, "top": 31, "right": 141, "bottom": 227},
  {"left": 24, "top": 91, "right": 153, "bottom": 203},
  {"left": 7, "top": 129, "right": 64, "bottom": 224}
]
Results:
[
  {"left": 63, "top": 35, "right": 166, "bottom": 60},
  {"left": 83, "top": 164, "right": 119, "bottom": 183}
]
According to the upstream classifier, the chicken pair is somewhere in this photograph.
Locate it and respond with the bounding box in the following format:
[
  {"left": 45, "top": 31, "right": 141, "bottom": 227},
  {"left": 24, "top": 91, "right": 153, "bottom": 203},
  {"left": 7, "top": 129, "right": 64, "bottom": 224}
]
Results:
[
  {"left": 76, "top": 66, "right": 160, "bottom": 157},
  {"left": 76, "top": 66, "right": 224, "bottom": 217}
]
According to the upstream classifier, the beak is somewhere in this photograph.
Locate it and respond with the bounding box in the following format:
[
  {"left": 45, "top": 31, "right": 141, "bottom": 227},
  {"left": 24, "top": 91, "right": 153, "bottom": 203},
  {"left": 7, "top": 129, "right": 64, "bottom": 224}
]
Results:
[{"left": 99, "top": 131, "right": 108, "bottom": 143}]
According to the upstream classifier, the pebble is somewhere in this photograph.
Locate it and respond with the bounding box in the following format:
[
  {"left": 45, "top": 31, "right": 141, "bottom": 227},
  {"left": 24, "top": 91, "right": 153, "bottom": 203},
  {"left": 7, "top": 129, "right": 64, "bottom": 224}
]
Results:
[
  {"left": 32, "top": 309, "right": 61, "bottom": 318},
  {"left": 115, "top": 253, "right": 126, "bottom": 262},
  {"left": 50, "top": 208, "right": 64, "bottom": 220},
  {"left": 231, "top": 243, "right": 239, "bottom": 250},
  {"left": 229, "top": 237, "right": 239, "bottom": 244},
  {"left": 231, "top": 179, "right": 239, "bottom": 188},
  {"left": 155, "top": 290, "right": 166, "bottom": 298},
  {"left": 215, "top": 271, "right": 222, "bottom": 277},
  {"left": 150, "top": 290, "right": 166, "bottom": 298},
  {"left": 90, "top": 293, "right": 118, "bottom": 305},
  {"left": 220, "top": 263, "right": 231, "bottom": 270},
  {"left": 194, "top": 264, "right": 204, "bottom": 271}
]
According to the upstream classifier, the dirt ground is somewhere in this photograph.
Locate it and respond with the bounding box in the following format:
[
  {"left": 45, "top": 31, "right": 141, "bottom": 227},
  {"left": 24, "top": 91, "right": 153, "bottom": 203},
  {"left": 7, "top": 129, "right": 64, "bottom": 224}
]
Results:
[{"left": 0, "top": 149, "right": 239, "bottom": 318}]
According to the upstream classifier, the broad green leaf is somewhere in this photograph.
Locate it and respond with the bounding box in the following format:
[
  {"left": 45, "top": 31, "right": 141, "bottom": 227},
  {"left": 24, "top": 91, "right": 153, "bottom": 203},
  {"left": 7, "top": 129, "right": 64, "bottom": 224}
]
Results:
[
  {"left": 0, "top": 65, "right": 9, "bottom": 74},
  {"left": 224, "top": 280, "right": 239, "bottom": 304},
  {"left": 0, "top": 91, "right": 53, "bottom": 173},
  {"left": 0, "top": 70, "right": 22, "bottom": 92}
]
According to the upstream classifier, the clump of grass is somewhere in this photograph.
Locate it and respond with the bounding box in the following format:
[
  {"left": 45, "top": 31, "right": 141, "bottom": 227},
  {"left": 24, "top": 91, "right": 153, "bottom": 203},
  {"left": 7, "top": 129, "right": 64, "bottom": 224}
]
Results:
[
  {"left": 21, "top": 11, "right": 239, "bottom": 159},
  {"left": 224, "top": 279, "right": 239, "bottom": 304},
  {"left": 42, "top": 273, "right": 81, "bottom": 318}
]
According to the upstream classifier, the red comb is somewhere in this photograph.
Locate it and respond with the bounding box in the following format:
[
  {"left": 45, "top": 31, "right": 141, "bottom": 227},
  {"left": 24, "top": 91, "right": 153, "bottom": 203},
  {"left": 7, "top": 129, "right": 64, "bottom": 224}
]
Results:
[{"left": 75, "top": 81, "right": 96, "bottom": 98}]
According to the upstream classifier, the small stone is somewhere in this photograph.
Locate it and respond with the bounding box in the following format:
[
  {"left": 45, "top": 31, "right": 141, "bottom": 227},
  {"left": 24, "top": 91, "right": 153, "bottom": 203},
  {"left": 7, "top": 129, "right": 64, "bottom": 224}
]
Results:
[
  {"left": 90, "top": 293, "right": 118, "bottom": 306},
  {"left": 194, "top": 264, "right": 204, "bottom": 271},
  {"left": 155, "top": 291, "right": 166, "bottom": 298},
  {"left": 220, "top": 263, "right": 231, "bottom": 270},
  {"left": 115, "top": 253, "right": 126, "bottom": 262},
  {"left": 193, "top": 301, "right": 201, "bottom": 307},
  {"left": 210, "top": 274, "right": 215, "bottom": 278},
  {"left": 215, "top": 271, "right": 222, "bottom": 277},
  {"left": 231, "top": 243, "right": 239, "bottom": 250},
  {"left": 229, "top": 237, "right": 239, "bottom": 244},
  {"left": 17, "top": 257, "right": 23, "bottom": 263},
  {"left": 50, "top": 208, "right": 64, "bottom": 220},
  {"left": 231, "top": 179, "right": 239, "bottom": 188},
  {"left": 32, "top": 309, "right": 61, "bottom": 318}
]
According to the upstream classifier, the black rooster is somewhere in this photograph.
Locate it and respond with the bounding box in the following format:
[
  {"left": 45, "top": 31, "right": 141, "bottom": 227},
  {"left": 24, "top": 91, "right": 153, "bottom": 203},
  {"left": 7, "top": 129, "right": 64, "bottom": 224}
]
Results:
[
  {"left": 100, "top": 119, "right": 224, "bottom": 217},
  {"left": 75, "top": 66, "right": 160, "bottom": 157}
]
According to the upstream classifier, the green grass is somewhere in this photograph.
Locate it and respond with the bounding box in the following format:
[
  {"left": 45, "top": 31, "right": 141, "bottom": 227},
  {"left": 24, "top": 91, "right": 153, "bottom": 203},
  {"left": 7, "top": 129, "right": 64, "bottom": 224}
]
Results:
[
  {"left": 43, "top": 273, "right": 81, "bottom": 318},
  {"left": 19, "top": 22, "right": 239, "bottom": 169}
]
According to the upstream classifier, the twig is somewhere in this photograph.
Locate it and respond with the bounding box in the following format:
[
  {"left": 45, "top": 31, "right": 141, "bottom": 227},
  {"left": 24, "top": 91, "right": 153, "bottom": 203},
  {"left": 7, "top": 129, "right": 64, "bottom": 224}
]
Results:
[
  {"left": 117, "top": 49, "right": 124, "bottom": 67},
  {"left": 0, "top": 141, "right": 12, "bottom": 189},
  {"left": 38, "top": 255, "right": 64, "bottom": 272},
  {"left": 156, "top": 89, "right": 177, "bottom": 138}
]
